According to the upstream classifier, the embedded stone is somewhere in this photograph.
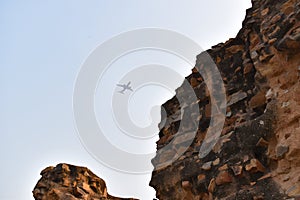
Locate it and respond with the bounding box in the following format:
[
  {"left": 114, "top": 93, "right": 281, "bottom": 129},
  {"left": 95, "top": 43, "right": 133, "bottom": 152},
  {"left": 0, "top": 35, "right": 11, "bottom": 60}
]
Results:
[
  {"left": 287, "top": 184, "right": 300, "bottom": 197},
  {"left": 190, "top": 77, "right": 199, "bottom": 87},
  {"left": 245, "top": 159, "right": 266, "bottom": 173},
  {"left": 215, "top": 171, "right": 233, "bottom": 186},
  {"left": 202, "top": 161, "right": 212, "bottom": 171},
  {"left": 276, "top": 145, "right": 289, "bottom": 159},
  {"left": 243, "top": 63, "right": 253, "bottom": 74},
  {"left": 182, "top": 181, "right": 191, "bottom": 189},
  {"left": 213, "top": 158, "right": 220, "bottom": 166},
  {"left": 208, "top": 178, "right": 216, "bottom": 193},
  {"left": 197, "top": 174, "right": 206, "bottom": 182},
  {"left": 227, "top": 91, "right": 248, "bottom": 106},
  {"left": 249, "top": 91, "right": 266, "bottom": 109},
  {"left": 261, "top": 8, "right": 269, "bottom": 16},
  {"left": 256, "top": 138, "right": 269, "bottom": 147},
  {"left": 218, "top": 164, "right": 229, "bottom": 171},
  {"left": 230, "top": 165, "right": 243, "bottom": 176},
  {"left": 257, "top": 173, "right": 272, "bottom": 181}
]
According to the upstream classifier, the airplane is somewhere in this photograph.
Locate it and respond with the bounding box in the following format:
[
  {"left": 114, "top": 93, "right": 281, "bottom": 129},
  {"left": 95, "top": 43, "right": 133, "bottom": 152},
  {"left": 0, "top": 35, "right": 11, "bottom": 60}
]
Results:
[{"left": 116, "top": 81, "right": 133, "bottom": 94}]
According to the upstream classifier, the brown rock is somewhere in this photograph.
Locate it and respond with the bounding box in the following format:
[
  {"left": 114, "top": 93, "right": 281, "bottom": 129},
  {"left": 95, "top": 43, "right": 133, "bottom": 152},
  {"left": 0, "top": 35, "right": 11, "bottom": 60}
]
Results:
[
  {"left": 282, "top": 5, "right": 294, "bottom": 15},
  {"left": 268, "top": 38, "right": 277, "bottom": 45},
  {"left": 216, "top": 56, "right": 222, "bottom": 64},
  {"left": 243, "top": 155, "right": 250, "bottom": 163},
  {"left": 249, "top": 91, "right": 266, "bottom": 109},
  {"left": 192, "top": 67, "right": 199, "bottom": 73},
  {"left": 208, "top": 178, "right": 216, "bottom": 193},
  {"left": 245, "top": 159, "right": 266, "bottom": 173},
  {"left": 270, "top": 13, "right": 282, "bottom": 24},
  {"left": 149, "top": 0, "right": 300, "bottom": 199},
  {"left": 218, "top": 164, "right": 228, "bottom": 171},
  {"left": 182, "top": 181, "right": 191, "bottom": 189},
  {"left": 190, "top": 77, "right": 199, "bottom": 87},
  {"left": 230, "top": 165, "right": 243, "bottom": 176},
  {"left": 253, "top": 195, "right": 264, "bottom": 200},
  {"left": 226, "top": 45, "right": 244, "bottom": 54},
  {"left": 250, "top": 50, "right": 259, "bottom": 60},
  {"left": 213, "top": 131, "right": 233, "bottom": 154},
  {"left": 259, "top": 53, "right": 274, "bottom": 63},
  {"left": 250, "top": 182, "right": 257, "bottom": 186},
  {"left": 256, "top": 138, "right": 269, "bottom": 147},
  {"left": 243, "top": 63, "right": 253, "bottom": 74},
  {"left": 276, "top": 145, "right": 289, "bottom": 159},
  {"left": 261, "top": 8, "right": 269, "bottom": 16},
  {"left": 202, "top": 161, "right": 212, "bottom": 171},
  {"left": 197, "top": 174, "right": 206, "bottom": 182},
  {"left": 227, "top": 91, "right": 248, "bottom": 106},
  {"left": 215, "top": 171, "right": 233, "bottom": 186},
  {"left": 33, "top": 164, "right": 136, "bottom": 200},
  {"left": 213, "top": 158, "right": 220, "bottom": 166},
  {"left": 235, "top": 66, "right": 242, "bottom": 73},
  {"left": 277, "top": 159, "right": 291, "bottom": 174},
  {"left": 205, "top": 103, "right": 211, "bottom": 118},
  {"left": 286, "top": 184, "right": 300, "bottom": 197},
  {"left": 257, "top": 173, "right": 272, "bottom": 181}
]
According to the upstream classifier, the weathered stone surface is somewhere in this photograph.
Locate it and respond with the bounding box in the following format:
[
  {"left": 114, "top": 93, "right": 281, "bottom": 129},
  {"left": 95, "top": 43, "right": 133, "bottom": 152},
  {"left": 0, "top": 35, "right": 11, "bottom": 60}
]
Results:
[
  {"left": 33, "top": 164, "right": 136, "bottom": 200},
  {"left": 150, "top": 0, "right": 300, "bottom": 199},
  {"left": 33, "top": 0, "right": 300, "bottom": 199}
]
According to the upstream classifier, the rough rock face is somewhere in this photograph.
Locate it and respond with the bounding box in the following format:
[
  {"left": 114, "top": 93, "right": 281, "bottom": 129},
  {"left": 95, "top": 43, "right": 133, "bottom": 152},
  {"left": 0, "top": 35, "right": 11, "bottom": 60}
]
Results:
[
  {"left": 33, "top": 1, "right": 300, "bottom": 200},
  {"left": 33, "top": 163, "right": 136, "bottom": 200},
  {"left": 150, "top": 0, "right": 300, "bottom": 199}
]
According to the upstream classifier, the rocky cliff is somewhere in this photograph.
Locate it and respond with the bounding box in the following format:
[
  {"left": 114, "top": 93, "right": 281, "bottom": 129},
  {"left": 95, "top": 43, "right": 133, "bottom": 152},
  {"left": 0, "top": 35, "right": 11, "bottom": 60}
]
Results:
[
  {"left": 33, "top": 0, "right": 300, "bottom": 199},
  {"left": 33, "top": 163, "right": 137, "bottom": 200},
  {"left": 150, "top": 0, "right": 300, "bottom": 199}
]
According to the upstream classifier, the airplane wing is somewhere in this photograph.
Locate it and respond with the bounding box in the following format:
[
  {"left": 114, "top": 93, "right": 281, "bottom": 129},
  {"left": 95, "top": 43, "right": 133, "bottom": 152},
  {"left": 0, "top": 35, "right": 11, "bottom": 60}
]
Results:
[
  {"left": 127, "top": 81, "right": 131, "bottom": 86},
  {"left": 118, "top": 88, "right": 126, "bottom": 93},
  {"left": 117, "top": 84, "right": 125, "bottom": 87}
]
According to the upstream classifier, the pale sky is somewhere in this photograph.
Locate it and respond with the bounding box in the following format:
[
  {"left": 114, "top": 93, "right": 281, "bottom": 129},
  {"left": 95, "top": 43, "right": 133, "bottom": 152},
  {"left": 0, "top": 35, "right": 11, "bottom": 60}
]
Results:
[{"left": 0, "top": 1, "right": 251, "bottom": 200}]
